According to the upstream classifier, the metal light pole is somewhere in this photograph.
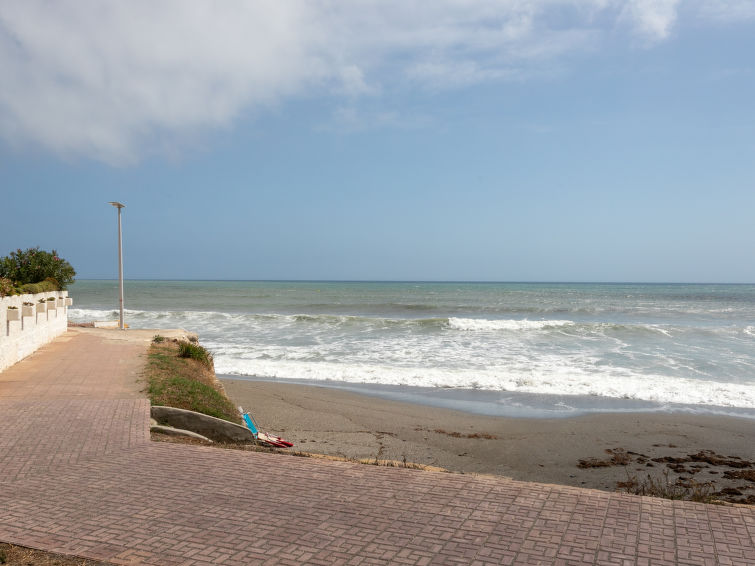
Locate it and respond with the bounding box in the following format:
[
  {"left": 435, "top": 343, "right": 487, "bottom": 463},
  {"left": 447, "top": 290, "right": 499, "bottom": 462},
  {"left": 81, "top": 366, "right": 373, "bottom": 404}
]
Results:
[{"left": 108, "top": 202, "right": 126, "bottom": 330}]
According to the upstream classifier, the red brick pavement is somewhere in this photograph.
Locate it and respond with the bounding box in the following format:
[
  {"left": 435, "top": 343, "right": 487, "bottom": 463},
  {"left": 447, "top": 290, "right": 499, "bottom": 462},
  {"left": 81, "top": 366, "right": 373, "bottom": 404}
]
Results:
[{"left": 1, "top": 330, "right": 754, "bottom": 565}]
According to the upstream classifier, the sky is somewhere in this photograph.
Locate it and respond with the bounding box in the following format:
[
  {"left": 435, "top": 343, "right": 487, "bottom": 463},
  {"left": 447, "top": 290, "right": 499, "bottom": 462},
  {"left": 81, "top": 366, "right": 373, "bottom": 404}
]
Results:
[{"left": 1, "top": 1, "right": 754, "bottom": 283}]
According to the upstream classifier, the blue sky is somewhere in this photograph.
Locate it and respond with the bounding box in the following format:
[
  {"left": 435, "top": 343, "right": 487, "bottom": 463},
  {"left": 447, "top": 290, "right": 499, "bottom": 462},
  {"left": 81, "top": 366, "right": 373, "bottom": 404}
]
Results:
[{"left": 1, "top": 1, "right": 754, "bottom": 282}]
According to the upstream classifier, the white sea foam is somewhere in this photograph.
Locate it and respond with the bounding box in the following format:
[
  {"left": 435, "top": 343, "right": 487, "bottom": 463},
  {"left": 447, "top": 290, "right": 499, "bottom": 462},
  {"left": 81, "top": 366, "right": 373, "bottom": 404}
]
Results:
[
  {"left": 69, "top": 307, "right": 119, "bottom": 320},
  {"left": 215, "top": 357, "right": 755, "bottom": 409},
  {"left": 447, "top": 318, "right": 574, "bottom": 331}
]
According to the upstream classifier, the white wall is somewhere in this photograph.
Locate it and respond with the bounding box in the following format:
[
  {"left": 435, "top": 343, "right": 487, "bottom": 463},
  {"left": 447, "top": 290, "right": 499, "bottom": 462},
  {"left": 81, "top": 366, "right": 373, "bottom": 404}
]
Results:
[{"left": 0, "top": 290, "right": 70, "bottom": 373}]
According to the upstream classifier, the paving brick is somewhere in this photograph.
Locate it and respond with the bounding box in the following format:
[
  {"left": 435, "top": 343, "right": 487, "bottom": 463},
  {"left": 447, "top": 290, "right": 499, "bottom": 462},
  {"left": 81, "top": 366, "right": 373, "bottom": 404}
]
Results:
[{"left": 1, "top": 329, "right": 754, "bottom": 565}]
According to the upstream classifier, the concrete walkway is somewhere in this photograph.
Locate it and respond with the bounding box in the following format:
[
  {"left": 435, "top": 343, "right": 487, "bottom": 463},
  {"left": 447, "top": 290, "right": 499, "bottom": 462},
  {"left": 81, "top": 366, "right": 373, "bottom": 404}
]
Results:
[{"left": 0, "top": 330, "right": 753, "bottom": 565}]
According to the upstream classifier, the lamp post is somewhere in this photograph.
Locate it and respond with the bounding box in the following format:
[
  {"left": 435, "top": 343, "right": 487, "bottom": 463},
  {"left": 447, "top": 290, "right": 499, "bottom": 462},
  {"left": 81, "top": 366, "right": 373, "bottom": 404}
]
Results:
[{"left": 108, "top": 201, "right": 126, "bottom": 330}]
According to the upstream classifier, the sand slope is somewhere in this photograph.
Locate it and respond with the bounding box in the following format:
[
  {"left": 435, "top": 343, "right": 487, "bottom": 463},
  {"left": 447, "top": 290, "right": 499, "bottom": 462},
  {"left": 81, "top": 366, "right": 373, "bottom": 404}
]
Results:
[{"left": 222, "top": 379, "right": 755, "bottom": 501}]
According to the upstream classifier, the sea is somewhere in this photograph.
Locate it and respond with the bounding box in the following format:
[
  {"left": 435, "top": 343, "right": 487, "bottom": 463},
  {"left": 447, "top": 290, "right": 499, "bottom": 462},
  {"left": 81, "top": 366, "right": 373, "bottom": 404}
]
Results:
[{"left": 68, "top": 280, "right": 755, "bottom": 419}]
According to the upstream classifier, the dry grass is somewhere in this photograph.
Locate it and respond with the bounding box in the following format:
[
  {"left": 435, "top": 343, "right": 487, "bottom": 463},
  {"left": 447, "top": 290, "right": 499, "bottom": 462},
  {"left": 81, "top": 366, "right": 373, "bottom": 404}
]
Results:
[
  {"left": 617, "top": 469, "right": 716, "bottom": 504},
  {"left": 0, "top": 542, "right": 111, "bottom": 566}
]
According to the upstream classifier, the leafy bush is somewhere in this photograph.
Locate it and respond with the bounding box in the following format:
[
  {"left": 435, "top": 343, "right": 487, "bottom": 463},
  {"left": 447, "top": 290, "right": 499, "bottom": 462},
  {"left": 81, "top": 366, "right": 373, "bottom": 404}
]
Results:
[
  {"left": 177, "top": 341, "right": 214, "bottom": 368},
  {"left": 0, "top": 247, "right": 76, "bottom": 289}
]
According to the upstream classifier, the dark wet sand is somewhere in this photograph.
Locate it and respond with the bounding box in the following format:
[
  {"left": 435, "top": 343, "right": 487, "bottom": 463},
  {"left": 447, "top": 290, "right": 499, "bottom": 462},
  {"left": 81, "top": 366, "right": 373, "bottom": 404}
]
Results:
[{"left": 222, "top": 378, "right": 755, "bottom": 499}]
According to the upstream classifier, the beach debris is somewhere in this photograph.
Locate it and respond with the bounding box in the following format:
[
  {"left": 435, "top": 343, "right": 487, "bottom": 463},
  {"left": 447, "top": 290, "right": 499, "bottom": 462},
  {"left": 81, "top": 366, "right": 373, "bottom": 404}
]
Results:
[
  {"left": 238, "top": 406, "right": 293, "bottom": 448},
  {"left": 716, "top": 487, "right": 743, "bottom": 496},
  {"left": 578, "top": 458, "right": 611, "bottom": 469},
  {"left": 579, "top": 446, "right": 755, "bottom": 505},
  {"left": 414, "top": 426, "right": 497, "bottom": 440},
  {"left": 578, "top": 448, "right": 630, "bottom": 469},
  {"left": 652, "top": 450, "right": 754, "bottom": 469},
  {"left": 722, "top": 469, "right": 755, "bottom": 482}
]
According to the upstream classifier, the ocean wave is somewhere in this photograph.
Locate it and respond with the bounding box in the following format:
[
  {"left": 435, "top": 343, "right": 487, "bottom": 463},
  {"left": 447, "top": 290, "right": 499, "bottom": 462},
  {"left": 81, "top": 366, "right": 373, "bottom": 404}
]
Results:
[
  {"left": 69, "top": 308, "right": 755, "bottom": 341},
  {"left": 448, "top": 318, "right": 573, "bottom": 331},
  {"left": 215, "top": 357, "right": 755, "bottom": 409}
]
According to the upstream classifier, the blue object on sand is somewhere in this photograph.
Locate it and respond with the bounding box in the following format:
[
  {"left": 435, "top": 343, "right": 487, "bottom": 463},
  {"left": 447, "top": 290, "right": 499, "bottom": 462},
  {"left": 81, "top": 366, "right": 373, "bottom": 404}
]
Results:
[
  {"left": 241, "top": 412, "right": 259, "bottom": 438},
  {"left": 239, "top": 406, "right": 293, "bottom": 448}
]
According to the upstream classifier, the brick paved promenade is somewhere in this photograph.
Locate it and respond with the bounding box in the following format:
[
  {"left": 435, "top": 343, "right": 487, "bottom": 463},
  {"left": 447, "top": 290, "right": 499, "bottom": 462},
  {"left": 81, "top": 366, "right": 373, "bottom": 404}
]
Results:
[{"left": 1, "top": 330, "right": 753, "bottom": 565}]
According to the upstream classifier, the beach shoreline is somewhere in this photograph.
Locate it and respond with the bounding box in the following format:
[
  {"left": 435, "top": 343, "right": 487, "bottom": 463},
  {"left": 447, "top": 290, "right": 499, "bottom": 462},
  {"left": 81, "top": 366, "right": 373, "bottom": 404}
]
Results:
[{"left": 221, "top": 377, "right": 755, "bottom": 501}]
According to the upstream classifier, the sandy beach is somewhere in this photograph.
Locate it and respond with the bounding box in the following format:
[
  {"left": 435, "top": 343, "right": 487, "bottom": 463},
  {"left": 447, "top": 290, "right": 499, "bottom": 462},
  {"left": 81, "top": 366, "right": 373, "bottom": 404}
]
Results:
[{"left": 222, "top": 378, "right": 755, "bottom": 501}]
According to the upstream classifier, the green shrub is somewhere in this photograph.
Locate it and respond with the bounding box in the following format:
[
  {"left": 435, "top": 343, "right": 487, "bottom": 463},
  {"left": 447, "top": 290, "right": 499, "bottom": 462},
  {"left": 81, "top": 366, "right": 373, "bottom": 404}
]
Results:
[
  {"left": 177, "top": 341, "right": 214, "bottom": 368},
  {"left": 17, "top": 280, "right": 59, "bottom": 294},
  {"left": 152, "top": 335, "right": 165, "bottom": 343},
  {"left": 0, "top": 247, "right": 76, "bottom": 289}
]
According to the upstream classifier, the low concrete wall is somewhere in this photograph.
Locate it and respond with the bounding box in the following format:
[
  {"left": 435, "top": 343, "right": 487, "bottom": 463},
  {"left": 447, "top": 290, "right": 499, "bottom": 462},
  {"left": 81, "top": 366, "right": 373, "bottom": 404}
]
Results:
[
  {"left": 0, "top": 291, "right": 70, "bottom": 373},
  {"left": 151, "top": 406, "right": 254, "bottom": 443}
]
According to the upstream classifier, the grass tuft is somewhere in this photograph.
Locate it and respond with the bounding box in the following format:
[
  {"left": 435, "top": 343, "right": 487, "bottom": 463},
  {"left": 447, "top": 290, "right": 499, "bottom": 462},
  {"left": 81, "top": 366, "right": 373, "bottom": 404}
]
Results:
[{"left": 177, "top": 340, "right": 213, "bottom": 368}]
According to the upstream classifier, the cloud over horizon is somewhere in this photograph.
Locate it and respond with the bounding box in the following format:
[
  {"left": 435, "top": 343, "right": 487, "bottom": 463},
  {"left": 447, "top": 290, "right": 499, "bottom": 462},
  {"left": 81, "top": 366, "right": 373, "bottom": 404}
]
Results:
[{"left": 0, "top": 0, "right": 750, "bottom": 165}]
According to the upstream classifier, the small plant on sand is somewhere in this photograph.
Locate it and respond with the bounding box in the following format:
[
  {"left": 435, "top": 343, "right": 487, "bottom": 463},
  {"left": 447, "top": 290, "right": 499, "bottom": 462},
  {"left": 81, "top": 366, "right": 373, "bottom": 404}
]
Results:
[
  {"left": 177, "top": 340, "right": 213, "bottom": 368},
  {"left": 617, "top": 469, "right": 715, "bottom": 503},
  {"left": 152, "top": 334, "right": 165, "bottom": 343}
]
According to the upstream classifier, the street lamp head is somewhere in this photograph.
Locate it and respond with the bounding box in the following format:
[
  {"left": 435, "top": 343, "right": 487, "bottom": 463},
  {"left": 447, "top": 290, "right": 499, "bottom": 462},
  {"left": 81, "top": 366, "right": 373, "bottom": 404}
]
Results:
[{"left": 108, "top": 201, "right": 125, "bottom": 209}]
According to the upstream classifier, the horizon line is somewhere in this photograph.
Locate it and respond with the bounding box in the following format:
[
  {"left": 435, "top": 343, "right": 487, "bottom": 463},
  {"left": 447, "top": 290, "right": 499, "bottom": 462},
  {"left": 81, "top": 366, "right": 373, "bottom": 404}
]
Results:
[{"left": 71, "top": 278, "right": 755, "bottom": 285}]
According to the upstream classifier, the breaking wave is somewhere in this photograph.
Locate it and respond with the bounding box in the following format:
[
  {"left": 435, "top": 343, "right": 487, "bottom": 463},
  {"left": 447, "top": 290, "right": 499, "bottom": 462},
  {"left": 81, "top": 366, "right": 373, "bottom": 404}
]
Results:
[{"left": 67, "top": 301, "right": 755, "bottom": 411}]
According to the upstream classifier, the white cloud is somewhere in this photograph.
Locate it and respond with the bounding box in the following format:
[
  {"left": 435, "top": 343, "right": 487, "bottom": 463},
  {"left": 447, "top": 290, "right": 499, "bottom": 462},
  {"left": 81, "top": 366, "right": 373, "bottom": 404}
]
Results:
[
  {"left": 0, "top": 1, "right": 322, "bottom": 164},
  {"left": 694, "top": 0, "right": 755, "bottom": 22},
  {"left": 333, "top": 66, "right": 376, "bottom": 97},
  {"left": 618, "top": 0, "right": 680, "bottom": 42},
  {"left": 0, "top": 0, "right": 741, "bottom": 164}
]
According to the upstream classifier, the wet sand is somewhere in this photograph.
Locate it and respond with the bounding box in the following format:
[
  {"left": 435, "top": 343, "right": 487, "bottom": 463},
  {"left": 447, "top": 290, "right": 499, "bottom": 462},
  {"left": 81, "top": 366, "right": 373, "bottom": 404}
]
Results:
[{"left": 222, "top": 378, "right": 755, "bottom": 500}]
